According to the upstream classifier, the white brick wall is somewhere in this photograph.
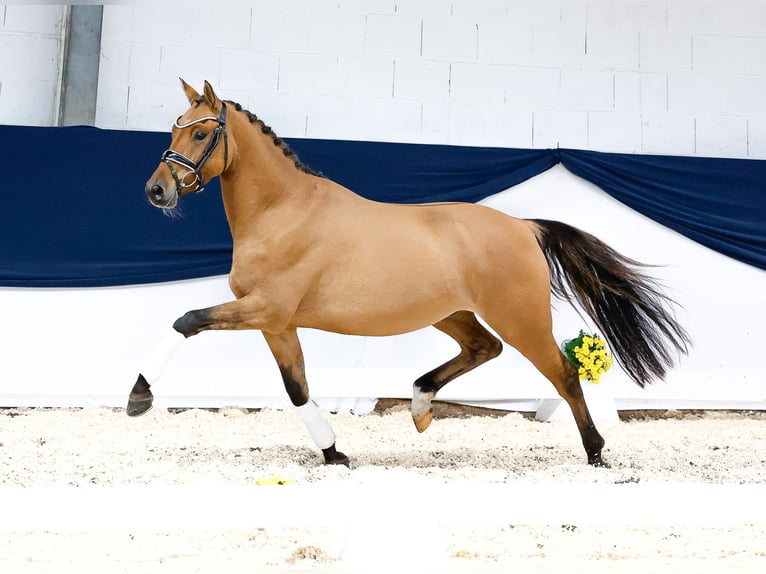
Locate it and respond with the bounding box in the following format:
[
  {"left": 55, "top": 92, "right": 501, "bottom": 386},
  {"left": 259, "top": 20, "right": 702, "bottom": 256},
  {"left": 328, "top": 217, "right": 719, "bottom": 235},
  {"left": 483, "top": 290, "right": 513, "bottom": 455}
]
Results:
[
  {"left": 640, "top": 30, "right": 692, "bottom": 72},
  {"left": 533, "top": 110, "right": 588, "bottom": 149},
  {"left": 693, "top": 35, "right": 766, "bottom": 76},
  {"left": 585, "top": 28, "right": 640, "bottom": 70},
  {"left": 3, "top": 2, "right": 766, "bottom": 159},
  {"left": 749, "top": 117, "right": 766, "bottom": 157},
  {"left": 366, "top": 14, "right": 421, "bottom": 57},
  {"left": 668, "top": 0, "right": 766, "bottom": 36},
  {"left": 421, "top": 18, "right": 478, "bottom": 61},
  {"left": 0, "top": 5, "right": 65, "bottom": 126},
  {"left": 696, "top": 115, "right": 749, "bottom": 158},
  {"left": 641, "top": 114, "right": 696, "bottom": 155},
  {"left": 393, "top": 59, "right": 450, "bottom": 102}
]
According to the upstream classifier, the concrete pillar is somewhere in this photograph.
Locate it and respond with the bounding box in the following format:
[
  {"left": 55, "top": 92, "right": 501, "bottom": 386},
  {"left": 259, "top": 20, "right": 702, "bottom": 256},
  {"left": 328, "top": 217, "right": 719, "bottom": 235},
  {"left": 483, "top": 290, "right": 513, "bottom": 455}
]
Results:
[{"left": 58, "top": 5, "right": 103, "bottom": 126}]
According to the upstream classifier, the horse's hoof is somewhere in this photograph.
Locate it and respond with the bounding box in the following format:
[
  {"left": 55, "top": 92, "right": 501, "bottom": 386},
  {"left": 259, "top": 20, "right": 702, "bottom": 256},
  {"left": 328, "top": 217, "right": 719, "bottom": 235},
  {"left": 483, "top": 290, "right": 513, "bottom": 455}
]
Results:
[
  {"left": 126, "top": 393, "right": 154, "bottom": 417},
  {"left": 412, "top": 410, "right": 434, "bottom": 433},
  {"left": 322, "top": 445, "right": 350, "bottom": 467},
  {"left": 588, "top": 454, "right": 610, "bottom": 468}
]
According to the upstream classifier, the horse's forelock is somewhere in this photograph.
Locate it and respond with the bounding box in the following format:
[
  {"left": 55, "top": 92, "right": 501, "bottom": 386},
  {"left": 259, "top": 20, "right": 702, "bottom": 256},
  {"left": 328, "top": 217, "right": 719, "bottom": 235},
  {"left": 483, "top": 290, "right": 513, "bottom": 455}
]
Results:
[{"left": 175, "top": 96, "right": 216, "bottom": 127}]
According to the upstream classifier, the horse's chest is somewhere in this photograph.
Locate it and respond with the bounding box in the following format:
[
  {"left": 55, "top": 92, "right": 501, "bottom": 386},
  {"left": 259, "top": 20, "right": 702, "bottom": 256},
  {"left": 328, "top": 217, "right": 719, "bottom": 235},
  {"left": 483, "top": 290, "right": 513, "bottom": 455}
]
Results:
[
  {"left": 228, "top": 251, "right": 271, "bottom": 298},
  {"left": 228, "top": 248, "right": 306, "bottom": 301}
]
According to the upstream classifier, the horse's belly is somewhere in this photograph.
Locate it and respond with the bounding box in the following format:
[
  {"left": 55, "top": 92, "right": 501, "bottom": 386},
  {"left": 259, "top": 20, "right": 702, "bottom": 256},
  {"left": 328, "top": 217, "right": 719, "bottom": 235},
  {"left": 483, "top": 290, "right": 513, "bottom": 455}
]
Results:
[
  {"left": 297, "top": 307, "right": 459, "bottom": 337},
  {"left": 293, "top": 281, "right": 469, "bottom": 336}
]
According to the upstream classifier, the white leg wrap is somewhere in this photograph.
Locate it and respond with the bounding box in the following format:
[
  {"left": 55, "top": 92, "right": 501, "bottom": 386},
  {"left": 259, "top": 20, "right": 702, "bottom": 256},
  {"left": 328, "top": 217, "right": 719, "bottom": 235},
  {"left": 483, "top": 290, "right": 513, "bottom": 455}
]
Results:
[
  {"left": 139, "top": 329, "right": 186, "bottom": 384},
  {"left": 295, "top": 400, "right": 335, "bottom": 450}
]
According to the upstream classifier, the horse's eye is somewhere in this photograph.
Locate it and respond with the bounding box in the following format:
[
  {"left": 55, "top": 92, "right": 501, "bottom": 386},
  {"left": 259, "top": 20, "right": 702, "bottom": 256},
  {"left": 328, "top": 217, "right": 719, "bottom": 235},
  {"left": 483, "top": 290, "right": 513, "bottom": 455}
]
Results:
[{"left": 194, "top": 130, "right": 207, "bottom": 141}]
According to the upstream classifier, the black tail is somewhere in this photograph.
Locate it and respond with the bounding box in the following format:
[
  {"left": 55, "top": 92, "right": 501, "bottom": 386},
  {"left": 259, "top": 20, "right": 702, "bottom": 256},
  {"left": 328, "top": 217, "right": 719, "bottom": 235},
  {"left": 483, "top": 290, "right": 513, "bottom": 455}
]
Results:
[{"left": 530, "top": 219, "right": 690, "bottom": 387}]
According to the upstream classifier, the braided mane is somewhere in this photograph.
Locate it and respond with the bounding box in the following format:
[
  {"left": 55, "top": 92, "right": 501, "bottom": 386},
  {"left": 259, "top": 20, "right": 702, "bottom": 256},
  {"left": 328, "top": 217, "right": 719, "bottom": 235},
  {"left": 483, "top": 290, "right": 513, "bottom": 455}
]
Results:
[
  {"left": 231, "top": 100, "right": 323, "bottom": 176},
  {"left": 192, "top": 95, "right": 321, "bottom": 176}
]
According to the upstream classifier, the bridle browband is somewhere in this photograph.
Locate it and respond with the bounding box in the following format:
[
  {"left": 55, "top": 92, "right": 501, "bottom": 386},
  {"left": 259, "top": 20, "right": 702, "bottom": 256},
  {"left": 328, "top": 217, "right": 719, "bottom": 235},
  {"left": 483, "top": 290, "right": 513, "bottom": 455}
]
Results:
[{"left": 161, "top": 102, "right": 229, "bottom": 194}]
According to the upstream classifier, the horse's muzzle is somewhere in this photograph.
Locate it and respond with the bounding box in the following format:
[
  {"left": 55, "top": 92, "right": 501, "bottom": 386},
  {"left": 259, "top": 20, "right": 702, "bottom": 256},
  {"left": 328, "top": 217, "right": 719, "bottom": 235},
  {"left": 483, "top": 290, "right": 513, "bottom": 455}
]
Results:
[{"left": 145, "top": 180, "right": 177, "bottom": 209}]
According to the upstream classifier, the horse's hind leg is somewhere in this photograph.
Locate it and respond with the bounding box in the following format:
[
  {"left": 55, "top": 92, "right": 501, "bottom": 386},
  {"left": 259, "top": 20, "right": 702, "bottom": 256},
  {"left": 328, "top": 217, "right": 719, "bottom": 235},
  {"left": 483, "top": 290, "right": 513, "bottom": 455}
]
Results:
[
  {"left": 262, "top": 329, "right": 349, "bottom": 466},
  {"left": 503, "top": 329, "right": 607, "bottom": 466},
  {"left": 411, "top": 311, "right": 503, "bottom": 432}
]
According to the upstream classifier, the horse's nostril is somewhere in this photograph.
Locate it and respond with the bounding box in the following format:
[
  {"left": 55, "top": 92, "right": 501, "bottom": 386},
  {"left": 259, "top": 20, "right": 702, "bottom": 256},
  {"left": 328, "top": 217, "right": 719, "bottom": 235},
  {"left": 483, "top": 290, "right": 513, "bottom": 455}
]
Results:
[{"left": 150, "top": 184, "right": 164, "bottom": 200}]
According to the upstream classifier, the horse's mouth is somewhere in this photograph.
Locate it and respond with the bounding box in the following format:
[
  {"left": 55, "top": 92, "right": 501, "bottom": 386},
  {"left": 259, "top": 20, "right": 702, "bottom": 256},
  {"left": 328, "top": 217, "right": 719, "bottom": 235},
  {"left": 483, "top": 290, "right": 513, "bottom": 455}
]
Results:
[{"left": 150, "top": 190, "right": 179, "bottom": 210}]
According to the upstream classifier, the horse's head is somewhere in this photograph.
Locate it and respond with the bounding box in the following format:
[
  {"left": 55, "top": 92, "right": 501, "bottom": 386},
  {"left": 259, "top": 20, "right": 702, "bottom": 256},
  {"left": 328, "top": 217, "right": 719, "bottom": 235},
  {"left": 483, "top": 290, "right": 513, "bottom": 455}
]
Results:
[{"left": 145, "top": 79, "right": 232, "bottom": 209}]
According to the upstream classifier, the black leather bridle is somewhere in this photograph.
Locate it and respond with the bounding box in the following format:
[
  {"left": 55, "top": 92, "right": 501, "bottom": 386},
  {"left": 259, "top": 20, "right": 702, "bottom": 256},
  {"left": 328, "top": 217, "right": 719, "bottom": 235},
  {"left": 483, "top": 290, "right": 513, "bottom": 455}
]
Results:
[{"left": 161, "top": 102, "right": 228, "bottom": 194}]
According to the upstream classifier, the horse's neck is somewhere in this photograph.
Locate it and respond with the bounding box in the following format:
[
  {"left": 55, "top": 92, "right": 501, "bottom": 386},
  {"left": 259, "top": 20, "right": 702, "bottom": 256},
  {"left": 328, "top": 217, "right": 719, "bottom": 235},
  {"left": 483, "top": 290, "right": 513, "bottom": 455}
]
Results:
[{"left": 219, "top": 126, "right": 316, "bottom": 241}]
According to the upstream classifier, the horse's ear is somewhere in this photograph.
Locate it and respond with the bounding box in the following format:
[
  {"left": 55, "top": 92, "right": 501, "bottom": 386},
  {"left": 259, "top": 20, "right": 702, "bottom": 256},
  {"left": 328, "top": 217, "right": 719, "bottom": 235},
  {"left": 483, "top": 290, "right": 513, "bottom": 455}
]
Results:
[
  {"left": 203, "top": 81, "right": 222, "bottom": 112},
  {"left": 180, "top": 78, "right": 201, "bottom": 105}
]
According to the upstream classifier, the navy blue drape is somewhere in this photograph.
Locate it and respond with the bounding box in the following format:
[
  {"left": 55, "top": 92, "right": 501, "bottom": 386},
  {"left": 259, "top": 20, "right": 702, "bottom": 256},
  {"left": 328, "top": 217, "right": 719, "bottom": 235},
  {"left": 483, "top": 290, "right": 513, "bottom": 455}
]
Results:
[
  {"left": 559, "top": 150, "right": 766, "bottom": 271},
  {"left": 1, "top": 125, "right": 764, "bottom": 287},
  {"left": 0, "top": 126, "right": 232, "bottom": 286},
  {"left": 290, "top": 139, "right": 559, "bottom": 205}
]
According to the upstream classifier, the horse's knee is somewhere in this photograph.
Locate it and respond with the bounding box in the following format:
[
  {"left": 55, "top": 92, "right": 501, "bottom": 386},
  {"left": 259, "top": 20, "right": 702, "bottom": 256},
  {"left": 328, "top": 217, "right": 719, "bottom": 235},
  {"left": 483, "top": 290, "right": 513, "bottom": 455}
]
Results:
[{"left": 173, "top": 309, "right": 210, "bottom": 337}]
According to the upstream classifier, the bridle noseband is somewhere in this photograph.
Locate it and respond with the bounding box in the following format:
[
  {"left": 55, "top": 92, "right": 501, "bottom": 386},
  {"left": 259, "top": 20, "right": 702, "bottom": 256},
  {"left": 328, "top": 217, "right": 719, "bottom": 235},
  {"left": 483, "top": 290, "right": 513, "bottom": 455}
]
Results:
[{"left": 161, "top": 102, "right": 228, "bottom": 194}]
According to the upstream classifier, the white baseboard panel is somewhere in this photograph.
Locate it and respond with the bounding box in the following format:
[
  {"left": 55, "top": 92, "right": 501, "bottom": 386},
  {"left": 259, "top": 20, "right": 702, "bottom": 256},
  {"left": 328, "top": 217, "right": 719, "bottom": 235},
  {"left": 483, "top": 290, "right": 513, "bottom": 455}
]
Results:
[{"left": 1, "top": 365, "right": 764, "bottom": 411}]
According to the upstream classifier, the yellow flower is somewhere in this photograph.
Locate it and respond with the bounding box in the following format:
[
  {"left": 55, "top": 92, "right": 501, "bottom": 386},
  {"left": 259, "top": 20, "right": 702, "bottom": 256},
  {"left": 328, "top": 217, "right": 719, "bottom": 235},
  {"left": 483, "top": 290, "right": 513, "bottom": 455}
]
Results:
[
  {"left": 254, "top": 475, "right": 294, "bottom": 486},
  {"left": 564, "top": 331, "right": 613, "bottom": 384}
]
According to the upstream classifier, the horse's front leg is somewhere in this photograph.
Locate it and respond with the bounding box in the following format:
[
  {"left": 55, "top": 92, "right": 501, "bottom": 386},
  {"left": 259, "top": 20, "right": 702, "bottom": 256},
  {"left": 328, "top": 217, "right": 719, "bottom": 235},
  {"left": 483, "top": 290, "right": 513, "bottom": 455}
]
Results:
[
  {"left": 126, "top": 295, "right": 349, "bottom": 466},
  {"left": 263, "top": 329, "right": 349, "bottom": 466},
  {"left": 126, "top": 329, "right": 185, "bottom": 416},
  {"left": 127, "top": 293, "right": 289, "bottom": 417}
]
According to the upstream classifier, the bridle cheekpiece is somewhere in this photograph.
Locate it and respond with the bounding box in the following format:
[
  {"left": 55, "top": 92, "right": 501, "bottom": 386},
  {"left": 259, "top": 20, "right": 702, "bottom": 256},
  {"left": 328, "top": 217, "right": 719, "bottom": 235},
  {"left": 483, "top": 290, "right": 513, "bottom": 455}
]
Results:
[{"left": 161, "top": 102, "right": 228, "bottom": 194}]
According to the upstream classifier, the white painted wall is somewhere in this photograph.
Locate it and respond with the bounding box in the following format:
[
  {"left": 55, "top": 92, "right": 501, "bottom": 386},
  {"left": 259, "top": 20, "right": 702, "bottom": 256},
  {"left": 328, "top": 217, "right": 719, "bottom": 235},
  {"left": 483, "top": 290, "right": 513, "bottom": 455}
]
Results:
[
  {"left": 93, "top": 0, "right": 766, "bottom": 158},
  {"left": 0, "top": 4, "right": 65, "bottom": 126}
]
